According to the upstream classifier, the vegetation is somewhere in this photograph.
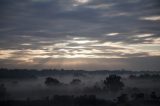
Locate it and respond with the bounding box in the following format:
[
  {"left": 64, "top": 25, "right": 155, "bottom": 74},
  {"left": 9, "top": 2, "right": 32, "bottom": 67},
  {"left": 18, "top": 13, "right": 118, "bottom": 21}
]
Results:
[
  {"left": 0, "top": 92, "right": 160, "bottom": 106},
  {"left": 45, "top": 77, "right": 61, "bottom": 86},
  {"left": 129, "top": 74, "right": 160, "bottom": 80},
  {"left": 1, "top": 68, "right": 160, "bottom": 79},
  {"left": 0, "top": 69, "right": 160, "bottom": 106},
  {"left": 0, "top": 84, "right": 7, "bottom": 100},
  {"left": 70, "top": 79, "right": 81, "bottom": 85},
  {"left": 104, "top": 75, "right": 124, "bottom": 92}
]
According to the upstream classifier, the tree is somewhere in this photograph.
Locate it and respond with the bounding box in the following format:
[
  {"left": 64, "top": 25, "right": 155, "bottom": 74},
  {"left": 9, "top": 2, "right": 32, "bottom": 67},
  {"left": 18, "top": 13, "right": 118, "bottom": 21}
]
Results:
[
  {"left": 117, "top": 94, "right": 128, "bottom": 103},
  {"left": 45, "top": 77, "right": 61, "bottom": 86},
  {"left": 150, "top": 92, "right": 158, "bottom": 100},
  {"left": 70, "top": 79, "right": 81, "bottom": 85},
  {"left": 104, "top": 75, "right": 124, "bottom": 92}
]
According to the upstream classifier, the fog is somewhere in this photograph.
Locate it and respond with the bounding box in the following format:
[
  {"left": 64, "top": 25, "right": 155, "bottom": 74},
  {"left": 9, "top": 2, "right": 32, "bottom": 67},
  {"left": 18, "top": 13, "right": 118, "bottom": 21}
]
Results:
[{"left": 1, "top": 74, "right": 160, "bottom": 100}]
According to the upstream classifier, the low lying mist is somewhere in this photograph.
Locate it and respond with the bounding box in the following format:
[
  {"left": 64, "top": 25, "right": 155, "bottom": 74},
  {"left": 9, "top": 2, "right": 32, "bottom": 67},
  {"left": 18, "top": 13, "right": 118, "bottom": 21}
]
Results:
[{"left": 1, "top": 71, "right": 160, "bottom": 100}]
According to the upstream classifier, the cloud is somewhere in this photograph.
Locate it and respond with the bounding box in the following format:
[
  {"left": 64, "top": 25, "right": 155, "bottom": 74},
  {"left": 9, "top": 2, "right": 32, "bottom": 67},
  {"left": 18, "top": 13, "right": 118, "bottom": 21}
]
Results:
[
  {"left": 0, "top": 50, "right": 16, "bottom": 59},
  {"left": 0, "top": 0, "right": 160, "bottom": 70},
  {"left": 31, "top": 0, "right": 51, "bottom": 2},
  {"left": 140, "top": 16, "right": 160, "bottom": 21},
  {"left": 134, "top": 34, "right": 154, "bottom": 38},
  {"left": 87, "top": 3, "right": 114, "bottom": 9},
  {"left": 21, "top": 43, "right": 32, "bottom": 46},
  {"left": 105, "top": 33, "right": 119, "bottom": 36},
  {"left": 75, "top": 0, "right": 90, "bottom": 4}
]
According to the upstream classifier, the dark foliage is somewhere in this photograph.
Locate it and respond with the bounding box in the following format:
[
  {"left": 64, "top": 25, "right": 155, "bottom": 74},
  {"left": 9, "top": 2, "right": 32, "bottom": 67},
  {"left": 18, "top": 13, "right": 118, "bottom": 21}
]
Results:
[
  {"left": 117, "top": 94, "right": 128, "bottom": 103},
  {"left": 70, "top": 79, "right": 81, "bottom": 85},
  {"left": 104, "top": 75, "right": 124, "bottom": 92},
  {"left": 0, "top": 95, "right": 115, "bottom": 106},
  {"left": 0, "top": 93, "right": 160, "bottom": 106},
  {"left": 129, "top": 74, "right": 160, "bottom": 80},
  {"left": 45, "top": 77, "right": 61, "bottom": 86},
  {"left": 0, "top": 84, "right": 7, "bottom": 100},
  {"left": 1, "top": 68, "right": 160, "bottom": 79}
]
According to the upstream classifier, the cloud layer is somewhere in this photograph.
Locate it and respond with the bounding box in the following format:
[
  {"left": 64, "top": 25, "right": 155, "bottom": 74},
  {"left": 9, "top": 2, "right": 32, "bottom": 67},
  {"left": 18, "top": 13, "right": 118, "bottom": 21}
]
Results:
[{"left": 0, "top": 0, "right": 160, "bottom": 70}]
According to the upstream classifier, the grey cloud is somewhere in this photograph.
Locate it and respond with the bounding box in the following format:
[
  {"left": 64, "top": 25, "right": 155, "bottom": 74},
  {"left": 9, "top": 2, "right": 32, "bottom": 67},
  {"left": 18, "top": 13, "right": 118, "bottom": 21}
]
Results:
[{"left": 0, "top": 0, "right": 160, "bottom": 70}]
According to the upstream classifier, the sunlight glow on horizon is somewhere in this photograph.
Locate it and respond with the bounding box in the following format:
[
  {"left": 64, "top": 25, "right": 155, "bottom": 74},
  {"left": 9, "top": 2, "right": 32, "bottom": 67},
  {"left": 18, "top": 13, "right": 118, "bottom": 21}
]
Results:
[{"left": 0, "top": 35, "right": 160, "bottom": 62}]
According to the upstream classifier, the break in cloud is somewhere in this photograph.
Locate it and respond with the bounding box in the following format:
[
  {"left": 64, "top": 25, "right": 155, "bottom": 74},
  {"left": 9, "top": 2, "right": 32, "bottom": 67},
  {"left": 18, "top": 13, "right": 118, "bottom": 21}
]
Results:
[{"left": 0, "top": 0, "right": 160, "bottom": 71}]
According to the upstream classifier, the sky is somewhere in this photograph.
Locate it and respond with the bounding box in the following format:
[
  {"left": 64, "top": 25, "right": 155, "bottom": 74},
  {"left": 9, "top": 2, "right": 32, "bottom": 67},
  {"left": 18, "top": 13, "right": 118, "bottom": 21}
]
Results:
[{"left": 0, "top": 0, "right": 160, "bottom": 71}]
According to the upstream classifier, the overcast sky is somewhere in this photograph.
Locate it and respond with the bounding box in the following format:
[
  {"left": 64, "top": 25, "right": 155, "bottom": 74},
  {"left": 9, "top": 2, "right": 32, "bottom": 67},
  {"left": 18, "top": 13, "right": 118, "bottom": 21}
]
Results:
[{"left": 0, "top": 0, "right": 160, "bottom": 71}]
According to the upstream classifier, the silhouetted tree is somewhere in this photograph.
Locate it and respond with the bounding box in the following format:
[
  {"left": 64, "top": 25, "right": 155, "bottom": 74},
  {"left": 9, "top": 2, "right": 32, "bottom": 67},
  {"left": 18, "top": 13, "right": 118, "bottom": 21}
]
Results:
[
  {"left": 70, "top": 79, "right": 81, "bottom": 85},
  {"left": 117, "top": 94, "right": 128, "bottom": 103},
  {"left": 45, "top": 77, "right": 61, "bottom": 86},
  {"left": 150, "top": 92, "right": 158, "bottom": 100},
  {"left": 104, "top": 75, "right": 124, "bottom": 92}
]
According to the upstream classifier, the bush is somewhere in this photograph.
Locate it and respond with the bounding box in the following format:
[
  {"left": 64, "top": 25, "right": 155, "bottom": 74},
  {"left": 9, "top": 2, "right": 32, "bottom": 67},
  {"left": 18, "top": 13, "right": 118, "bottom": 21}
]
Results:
[
  {"left": 70, "top": 79, "right": 81, "bottom": 85},
  {"left": 45, "top": 77, "right": 61, "bottom": 86},
  {"left": 104, "top": 75, "right": 124, "bottom": 92}
]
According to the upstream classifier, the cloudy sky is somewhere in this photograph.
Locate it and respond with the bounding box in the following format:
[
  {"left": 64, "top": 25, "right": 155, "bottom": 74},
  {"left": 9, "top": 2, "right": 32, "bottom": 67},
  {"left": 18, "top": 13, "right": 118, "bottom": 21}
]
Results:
[{"left": 0, "top": 0, "right": 160, "bottom": 71}]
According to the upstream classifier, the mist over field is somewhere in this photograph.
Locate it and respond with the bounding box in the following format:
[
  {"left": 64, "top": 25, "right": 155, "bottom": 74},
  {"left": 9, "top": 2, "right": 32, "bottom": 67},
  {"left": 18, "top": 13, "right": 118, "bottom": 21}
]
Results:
[
  {"left": 1, "top": 69, "right": 160, "bottom": 101},
  {"left": 4, "top": 77, "right": 160, "bottom": 100}
]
